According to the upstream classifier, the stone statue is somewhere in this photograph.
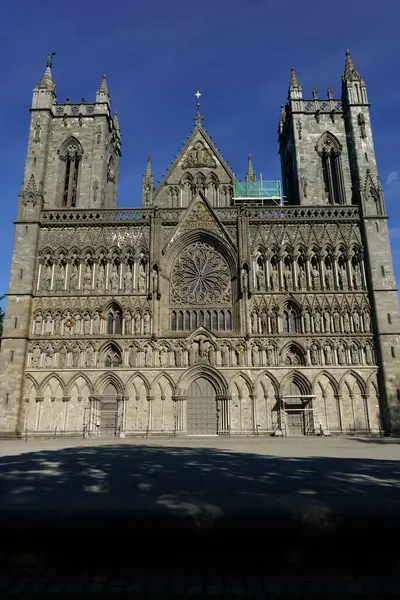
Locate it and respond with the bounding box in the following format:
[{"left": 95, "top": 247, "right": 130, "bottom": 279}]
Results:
[
  {"left": 251, "top": 345, "right": 260, "bottom": 367},
  {"left": 337, "top": 344, "right": 346, "bottom": 365},
  {"left": 83, "top": 312, "right": 91, "bottom": 335},
  {"left": 338, "top": 266, "right": 348, "bottom": 290},
  {"left": 270, "top": 313, "right": 277, "bottom": 334},
  {"left": 35, "top": 312, "right": 43, "bottom": 335},
  {"left": 260, "top": 311, "right": 268, "bottom": 334},
  {"left": 129, "top": 346, "right": 137, "bottom": 368},
  {"left": 324, "top": 344, "right": 332, "bottom": 365},
  {"left": 97, "top": 265, "right": 105, "bottom": 291},
  {"left": 221, "top": 345, "right": 229, "bottom": 367},
  {"left": 58, "top": 344, "right": 67, "bottom": 368},
  {"left": 72, "top": 345, "right": 81, "bottom": 368},
  {"left": 266, "top": 344, "right": 274, "bottom": 366},
  {"left": 45, "top": 345, "right": 54, "bottom": 368},
  {"left": 208, "top": 345, "right": 215, "bottom": 366},
  {"left": 324, "top": 310, "right": 331, "bottom": 333},
  {"left": 256, "top": 264, "right": 265, "bottom": 291},
  {"left": 85, "top": 345, "right": 95, "bottom": 367},
  {"left": 363, "top": 311, "right": 371, "bottom": 332},
  {"left": 333, "top": 311, "right": 341, "bottom": 332},
  {"left": 251, "top": 311, "right": 258, "bottom": 334},
  {"left": 55, "top": 264, "right": 65, "bottom": 292},
  {"left": 54, "top": 312, "right": 62, "bottom": 335},
  {"left": 237, "top": 345, "right": 245, "bottom": 367},
  {"left": 310, "top": 344, "right": 319, "bottom": 365},
  {"left": 92, "top": 312, "right": 101, "bottom": 335},
  {"left": 125, "top": 311, "right": 132, "bottom": 335},
  {"left": 189, "top": 343, "right": 197, "bottom": 366},
  {"left": 138, "top": 260, "right": 146, "bottom": 292},
  {"left": 160, "top": 345, "right": 168, "bottom": 367},
  {"left": 174, "top": 346, "right": 182, "bottom": 368},
  {"left": 143, "top": 312, "right": 151, "bottom": 335},
  {"left": 45, "top": 313, "right": 52, "bottom": 335},
  {"left": 325, "top": 265, "right": 334, "bottom": 290},
  {"left": 271, "top": 267, "right": 279, "bottom": 291},
  {"left": 303, "top": 311, "right": 311, "bottom": 333},
  {"left": 124, "top": 265, "right": 133, "bottom": 292},
  {"left": 351, "top": 343, "right": 360, "bottom": 365},
  {"left": 110, "top": 265, "right": 119, "bottom": 292},
  {"left": 83, "top": 265, "right": 92, "bottom": 291},
  {"left": 145, "top": 345, "right": 152, "bottom": 367},
  {"left": 241, "top": 269, "right": 248, "bottom": 294},
  {"left": 343, "top": 312, "right": 351, "bottom": 333},
  {"left": 314, "top": 311, "right": 321, "bottom": 333},
  {"left": 134, "top": 312, "right": 141, "bottom": 335},
  {"left": 284, "top": 266, "right": 293, "bottom": 290},
  {"left": 137, "top": 346, "right": 145, "bottom": 367},
  {"left": 74, "top": 313, "right": 81, "bottom": 335},
  {"left": 353, "top": 264, "right": 363, "bottom": 290},
  {"left": 298, "top": 267, "right": 306, "bottom": 290},
  {"left": 69, "top": 264, "right": 78, "bottom": 292},
  {"left": 31, "top": 345, "right": 41, "bottom": 368},
  {"left": 152, "top": 268, "right": 159, "bottom": 294},
  {"left": 353, "top": 311, "right": 360, "bottom": 332},
  {"left": 365, "top": 344, "right": 374, "bottom": 365},
  {"left": 41, "top": 265, "right": 52, "bottom": 292},
  {"left": 311, "top": 265, "right": 320, "bottom": 290}
]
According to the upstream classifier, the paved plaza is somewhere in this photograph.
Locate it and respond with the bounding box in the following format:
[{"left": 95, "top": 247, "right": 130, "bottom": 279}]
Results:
[{"left": 0, "top": 436, "right": 399, "bottom": 597}]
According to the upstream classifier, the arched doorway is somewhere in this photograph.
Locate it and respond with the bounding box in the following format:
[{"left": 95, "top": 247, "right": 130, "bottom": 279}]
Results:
[
  {"left": 187, "top": 377, "right": 218, "bottom": 435},
  {"left": 85, "top": 382, "right": 124, "bottom": 437}
]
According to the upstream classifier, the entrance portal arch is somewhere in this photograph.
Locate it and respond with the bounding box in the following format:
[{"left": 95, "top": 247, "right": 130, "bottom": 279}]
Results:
[{"left": 187, "top": 377, "right": 218, "bottom": 435}]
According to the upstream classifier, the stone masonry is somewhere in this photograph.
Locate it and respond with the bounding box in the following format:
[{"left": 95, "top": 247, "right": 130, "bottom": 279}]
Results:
[{"left": 0, "top": 51, "right": 399, "bottom": 438}]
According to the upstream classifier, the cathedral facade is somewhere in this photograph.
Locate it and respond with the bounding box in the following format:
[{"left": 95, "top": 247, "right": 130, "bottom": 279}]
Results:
[{"left": 1, "top": 51, "right": 400, "bottom": 438}]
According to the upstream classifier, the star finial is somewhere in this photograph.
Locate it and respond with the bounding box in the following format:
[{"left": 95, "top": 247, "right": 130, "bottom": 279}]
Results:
[{"left": 193, "top": 90, "right": 204, "bottom": 128}]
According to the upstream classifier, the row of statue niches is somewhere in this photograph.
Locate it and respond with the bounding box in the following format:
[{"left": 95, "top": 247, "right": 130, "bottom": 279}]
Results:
[
  {"left": 29, "top": 338, "right": 376, "bottom": 370},
  {"left": 33, "top": 310, "right": 151, "bottom": 336},
  {"left": 251, "top": 308, "right": 371, "bottom": 335},
  {"left": 39, "top": 255, "right": 153, "bottom": 294},
  {"left": 252, "top": 258, "right": 364, "bottom": 292}
]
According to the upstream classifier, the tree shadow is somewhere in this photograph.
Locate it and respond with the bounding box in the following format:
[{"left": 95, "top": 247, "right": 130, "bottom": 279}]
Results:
[{"left": 1, "top": 442, "right": 399, "bottom": 573}]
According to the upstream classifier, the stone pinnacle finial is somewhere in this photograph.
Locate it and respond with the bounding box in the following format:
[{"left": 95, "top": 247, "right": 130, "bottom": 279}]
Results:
[
  {"left": 289, "top": 67, "right": 302, "bottom": 90},
  {"left": 98, "top": 75, "right": 109, "bottom": 94},
  {"left": 246, "top": 154, "right": 257, "bottom": 182},
  {"left": 113, "top": 112, "right": 120, "bottom": 130},
  {"left": 279, "top": 104, "right": 286, "bottom": 134},
  {"left": 344, "top": 48, "right": 363, "bottom": 82},
  {"left": 194, "top": 90, "right": 204, "bottom": 128},
  {"left": 143, "top": 156, "right": 154, "bottom": 184},
  {"left": 38, "top": 52, "right": 56, "bottom": 91}
]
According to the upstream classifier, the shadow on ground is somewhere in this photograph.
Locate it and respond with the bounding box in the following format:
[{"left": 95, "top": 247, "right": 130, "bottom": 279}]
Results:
[{"left": 1, "top": 443, "right": 399, "bottom": 572}]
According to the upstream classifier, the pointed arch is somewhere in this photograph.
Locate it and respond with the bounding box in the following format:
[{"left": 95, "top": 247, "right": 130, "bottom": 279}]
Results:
[
  {"left": 94, "top": 372, "right": 125, "bottom": 396},
  {"left": 39, "top": 372, "right": 66, "bottom": 396},
  {"left": 315, "top": 131, "right": 345, "bottom": 205},
  {"left": 66, "top": 372, "right": 93, "bottom": 396},
  {"left": 98, "top": 341, "right": 123, "bottom": 368},
  {"left": 315, "top": 131, "right": 342, "bottom": 155},
  {"left": 255, "top": 371, "right": 280, "bottom": 396},
  {"left": 280, "top": 341, "right": 307, "bottom": 366},
  {"left": 280, "top": 371, "right": 311, "bottom": 396},
  {"left": 177, "top": 365, "right": 228, "bottom": 396},
  {"left": 229, "top": 372, "right": 255, "bottom": 396},
  {"left": 312, "top": 370, "right": 340, "bottom": 396},
  {"left": 58, "top": 136, "right": 84, "bottom": 208},
  {"left": 126, "top": 372, "right": 150, "bottom": 396},
  {"left": 339, "top": 370, "right": 367, "bottom": 395}
]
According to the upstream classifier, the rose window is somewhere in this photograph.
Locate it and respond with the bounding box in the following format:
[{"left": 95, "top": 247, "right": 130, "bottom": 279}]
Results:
[{"left": 171, "top": 242, "right": 231, "bottom": 305}]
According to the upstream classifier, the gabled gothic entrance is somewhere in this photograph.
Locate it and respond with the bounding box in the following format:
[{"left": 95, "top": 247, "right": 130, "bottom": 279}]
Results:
[{"left": 187, "top": 377, "right": 218, "bottom": 435}]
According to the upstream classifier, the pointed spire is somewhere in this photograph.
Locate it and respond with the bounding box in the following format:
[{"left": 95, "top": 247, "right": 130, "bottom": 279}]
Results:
[
  {"left": 344, "top": 49, "right": 363, "bottom": 82},
  {"left": 96, "top": 75, "right": 110, "bottom": 103},
  {"left": 143, "top": 157, "right": 154, "bottom": 184},
  {"left": 142, "top": 157, "right": 154, "bottom": 206},
  {"left": 38, "top": 52, "right": 56, "bottom": 91},
  {"left": 246, "top": 154, "right": 257, "bottom": 182},
  {"left": 288, "top": 67, "right": 302, "bottom": 99}
]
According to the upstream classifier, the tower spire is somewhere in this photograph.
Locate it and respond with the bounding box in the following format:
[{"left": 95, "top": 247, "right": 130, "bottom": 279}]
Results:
[
  {"left": 288, "top": 67, "right": 302, "bottom": 99},
  {"left": 142, "top": 157, "right": 154, "bottom": 207},
  {"left": 246, "top": 154, "right": 257, "bottom": 182},
  {"left": 38, "top": 52, "right": 56, "bottom": 91},
  {"left": 343, "top": 49, "right": 364, "bottom": 82},
  {"left": 96, "top": 75, "right": 110, "bottom": 103}
]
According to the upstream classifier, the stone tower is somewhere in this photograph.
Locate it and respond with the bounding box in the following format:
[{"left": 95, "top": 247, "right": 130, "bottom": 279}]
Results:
[{"left": 279, "top": 51, "right": 400, "bottom": 431}]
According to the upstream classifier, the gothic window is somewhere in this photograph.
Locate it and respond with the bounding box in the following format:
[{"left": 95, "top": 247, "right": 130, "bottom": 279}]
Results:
[
  {"left": 171, "top": 311, "right": 177, "bottom": 331},
  {"left": 185, "top": 311, "right": 191, "bottom": 330},
  {"left": 59, "top": 138, "right": 83, "bottom": 208},
  {"left": 226, "top": 310, "right": 232, "bottom": 330},
  {"left": 192, "top": 311, "right": 198, "bottom": 330},
  {"left": 219, "top": 311, "right": 225, "bottom": 330},
  {"left": 316, "top": 132, "right": 345, "bottom": 205},
  {"left": 283, "top": 304, "right": 299, "bottom": 333},
  {"left": 199, "top": 310, "right": 204, "bottom": 327},
  {"left": 213, "top": 310, "right": 218, "bottom": 330},
  {"left": 104, "top": 345, "right": 122, "bottom": 368},
  {"left": 206, "top": 310, "right": 211, "bottom": 330},
  {"left": 107, "top": 305, "right": 122, "bottom": 335},
  {"left": 178, "top": 311, "right": 184, "bottom": 331}
]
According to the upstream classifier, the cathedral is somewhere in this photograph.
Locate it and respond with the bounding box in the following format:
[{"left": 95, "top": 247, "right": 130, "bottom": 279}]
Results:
[{"left": 1, "top": 50, "right": 399, "bottom": 438}]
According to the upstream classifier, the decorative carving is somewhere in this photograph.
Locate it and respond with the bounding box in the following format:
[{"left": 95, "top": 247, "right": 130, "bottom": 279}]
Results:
[
  {"left": 33, "top": 119, "right": 41, "bottom": 143},
  {"left": 358, "top": 113, "right": 366, "bottom": 139},
  {"left": 296, "top": 120, "right": 302, "bottom": 140},
  {"left": 182, "top": 142, "right": 217, "bottom": 169},
  {"left": 301, "top": 176, "right": 307, "bottom": 198},
  {"left": 171, "top": 242, "right": 231, "bottom": 305}
]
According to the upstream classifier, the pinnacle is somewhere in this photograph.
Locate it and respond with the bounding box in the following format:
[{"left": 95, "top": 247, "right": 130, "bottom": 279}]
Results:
[
  {"left": 246, "top": 154, "right": 257, "bottom": 182},
  {"left": 344, "top": 49, "right": 362, "bottom": 82},
  {"left": 289, "top": 67, "right": 301, "bottom": 90},
  {"left": 38, "top": 66, "right": 55, "bottom": 91},
  {"left": 98, "top": 74, "right": 109, "bottom": 95}
]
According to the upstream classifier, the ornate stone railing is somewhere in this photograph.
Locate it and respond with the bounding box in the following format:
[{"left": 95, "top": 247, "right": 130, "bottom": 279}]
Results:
[
  {"left": 40, "top": 204, "right": 360, "bottom": 225},
  {"left": 41, "top": 209, "right": 152, "bottom": 224}
]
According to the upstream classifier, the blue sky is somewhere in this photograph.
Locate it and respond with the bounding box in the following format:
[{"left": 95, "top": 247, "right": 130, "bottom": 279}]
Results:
[{"left": 1, "top": 0, "right": 400, "bottom": 302}]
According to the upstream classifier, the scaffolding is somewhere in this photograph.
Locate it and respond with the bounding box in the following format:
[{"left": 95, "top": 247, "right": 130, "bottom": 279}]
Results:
[{"left": 233, "top": 180, "right": 283, "bottom": 207}]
